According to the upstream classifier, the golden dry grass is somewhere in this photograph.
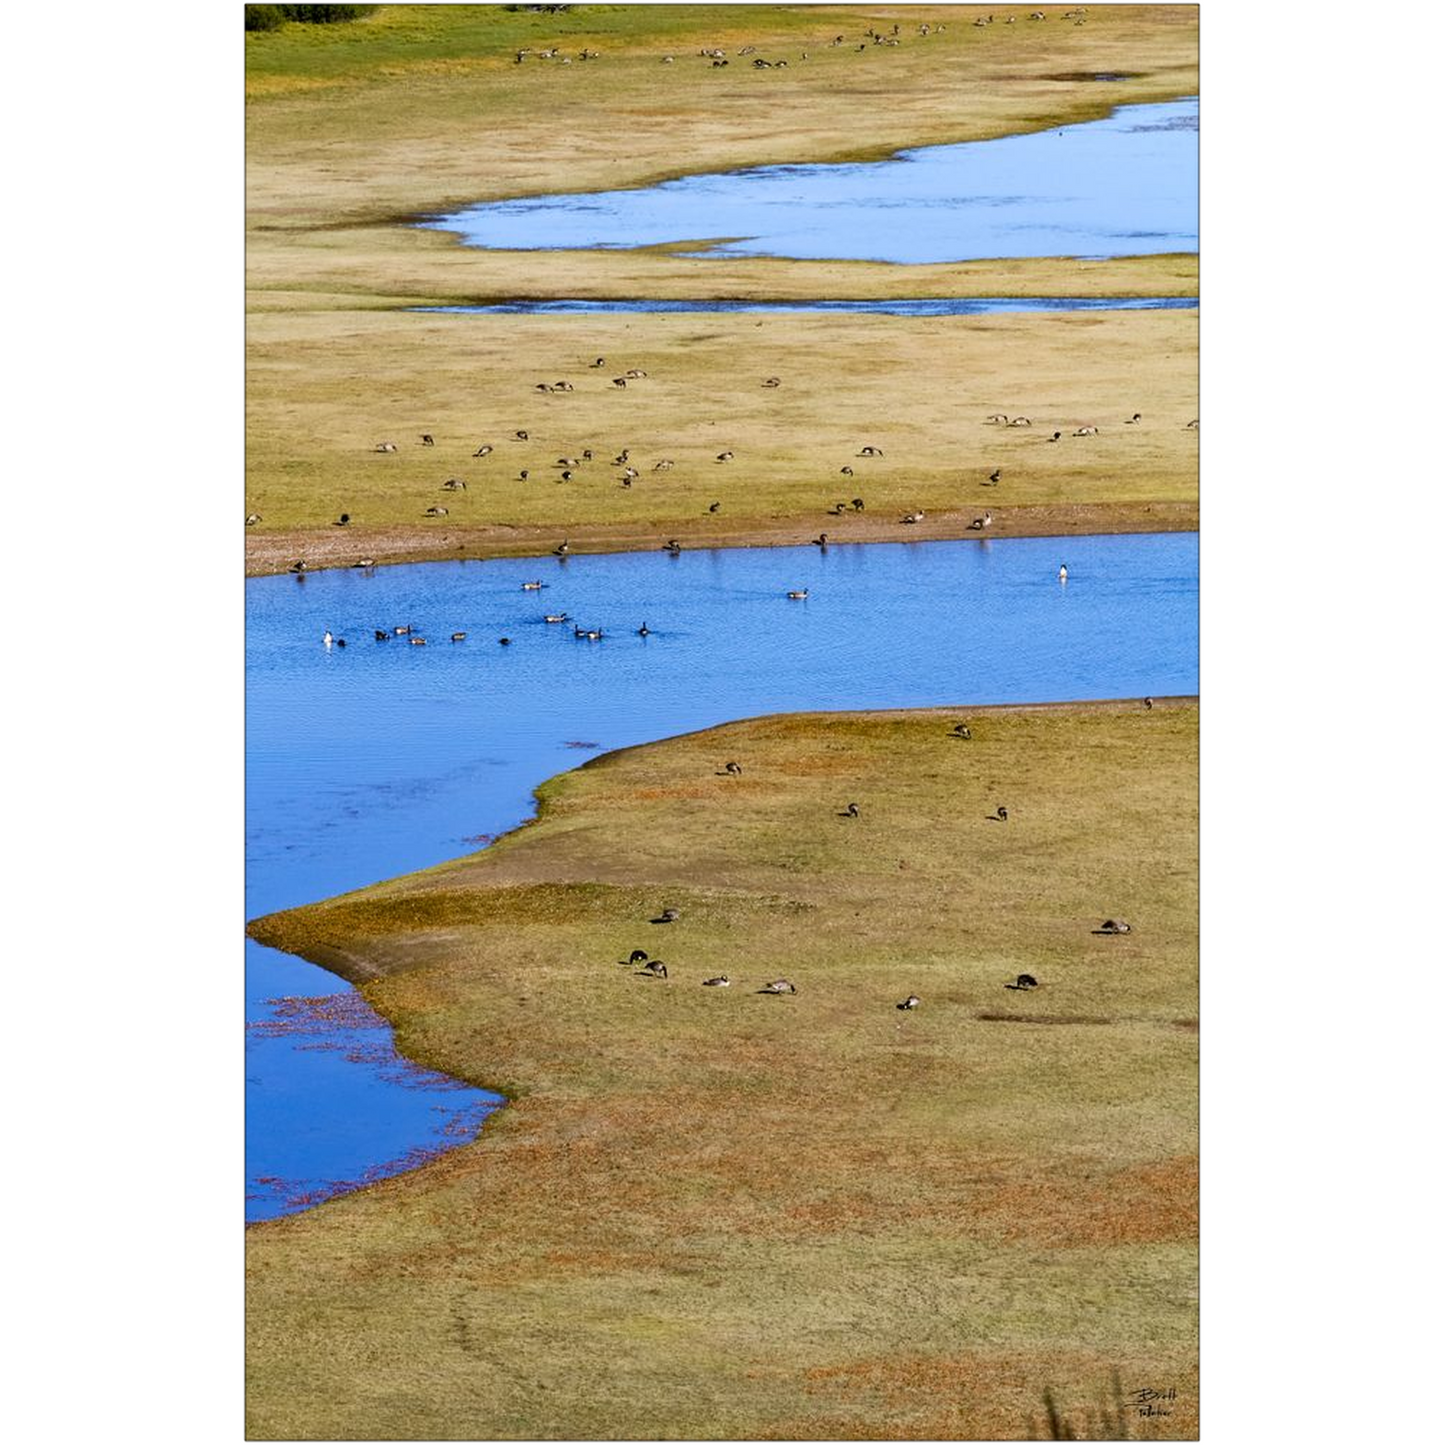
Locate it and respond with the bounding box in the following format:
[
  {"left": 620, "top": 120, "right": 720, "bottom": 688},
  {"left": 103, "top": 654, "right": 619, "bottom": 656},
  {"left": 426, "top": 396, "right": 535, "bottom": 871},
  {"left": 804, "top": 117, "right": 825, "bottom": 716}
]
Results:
[{"left": 247, "top": 700, "right": 1199, "bottom": 1440}]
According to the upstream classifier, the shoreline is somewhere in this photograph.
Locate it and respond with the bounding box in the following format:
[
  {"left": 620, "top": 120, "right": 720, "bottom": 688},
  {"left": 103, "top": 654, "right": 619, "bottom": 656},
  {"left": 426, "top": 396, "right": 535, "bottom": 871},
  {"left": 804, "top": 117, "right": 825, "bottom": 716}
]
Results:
[{"left": 245, "top": 499, "right": 1199, "bottom": 577}]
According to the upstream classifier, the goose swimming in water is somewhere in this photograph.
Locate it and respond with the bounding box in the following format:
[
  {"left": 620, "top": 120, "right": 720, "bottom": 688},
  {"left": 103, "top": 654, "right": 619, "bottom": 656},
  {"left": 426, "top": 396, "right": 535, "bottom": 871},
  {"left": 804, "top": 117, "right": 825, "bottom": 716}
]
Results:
[
  {"left": 322, "top": 631, "right": 334, "bottom": 647},
  {"left": 544, "top": 613, "right": 569, "bottom": 624},
  {"left": 521, "top": 580, "right": 546, "bottom": 590},
  {"left": 450, "top": 632, "right": 467, "bottom": 642},
  {"left": 786, "top": 589, "right": 809, "bottom": 600},
  {"left": 374, "top": 630, "right": 389, "bottom": 642},
  {"left": 553, "top": 540, "right": 570, "bottom": 556},
  {"left": 637, "top": 622, "right": 651, "bottom": 636},
  {"left": 409, "top": 636, "right": 427, "bottom": 647},
  {"left": 393, "top": 624, "right": 411, "bottom": 636},
  {"left": 663, "top": 540, "right": 681, "bottom": 555},
  {"left": 812, "top": 534, "right": 828, "bottom": 547},
  {"left": 1058, "top": 564, "right": 1068, "bottom": 581}
]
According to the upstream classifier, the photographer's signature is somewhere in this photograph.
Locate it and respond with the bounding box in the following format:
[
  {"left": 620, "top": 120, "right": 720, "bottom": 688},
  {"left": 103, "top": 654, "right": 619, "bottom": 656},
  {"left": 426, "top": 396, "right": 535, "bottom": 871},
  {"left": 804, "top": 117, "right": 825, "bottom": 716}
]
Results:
[{"left": 1126, "top": 1386, "right": 1178, "bottom": 1418}]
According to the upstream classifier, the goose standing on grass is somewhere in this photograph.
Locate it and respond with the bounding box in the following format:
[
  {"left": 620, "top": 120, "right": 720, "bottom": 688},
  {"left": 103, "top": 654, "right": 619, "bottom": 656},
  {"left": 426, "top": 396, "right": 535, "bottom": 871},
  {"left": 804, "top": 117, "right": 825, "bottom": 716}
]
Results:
[
  {"left": 760, "top": 979, "right": 797, "bottom": 995},
  {"left": 245, "top": 513, "right": 261, "bottom": 526},
  {"left": 702, "top": 976, "right": 731, "bottom": 987},
  {"left": 950, "top": 722, "right": 972, "bottom": 739},
  {"left": 897, "top": 995, "right": 920, "bottom": 1011},
  {"left": 723, "top": 761, "right": 743, "bottom": 776},
  {"left": 989, "top": 805, "right": 1009, "bottom": 822},
  {"left": 839, "top": 802, "right": 860, "bottom": 818},
  {"left": 1144, "top": 697, "right": 1154, "bottom": 711},
  {"left": 638, "top": 960, "right": 669, "bottom": 979},
  {"left": 652, "top": 907, "right": 681, "bottom": 924}
]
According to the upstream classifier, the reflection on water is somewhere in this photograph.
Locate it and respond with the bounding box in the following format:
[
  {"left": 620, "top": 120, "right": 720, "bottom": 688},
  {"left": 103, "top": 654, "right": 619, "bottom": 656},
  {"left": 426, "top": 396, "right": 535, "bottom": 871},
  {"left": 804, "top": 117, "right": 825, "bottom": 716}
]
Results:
[
  {"left": 414, "top": 297, "right": 1199, "bottom": 318},
  {"left": 246, "top": 534, "right": 1198, "bottom": 1220},
  {"left": 425, "top": 98, "right": 1198, "bottom": 263}
]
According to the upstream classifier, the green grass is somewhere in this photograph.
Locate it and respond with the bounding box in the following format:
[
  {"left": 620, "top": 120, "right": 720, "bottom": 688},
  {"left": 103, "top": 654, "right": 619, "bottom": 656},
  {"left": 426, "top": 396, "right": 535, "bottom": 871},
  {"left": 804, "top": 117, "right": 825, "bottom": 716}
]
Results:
[{"left": 247, "top": 701, "right": 1199, "bottom": 1440}]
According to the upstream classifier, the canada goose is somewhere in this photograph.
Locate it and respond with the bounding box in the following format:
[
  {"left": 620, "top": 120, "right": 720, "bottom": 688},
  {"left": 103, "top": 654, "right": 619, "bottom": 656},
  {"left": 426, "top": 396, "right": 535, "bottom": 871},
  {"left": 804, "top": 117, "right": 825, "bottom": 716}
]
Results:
[
  {"left": 322, "top": 631, "right": 334, "bottom": 647},
  {"left": 989, "top": 805, "right": 1009, "bottom": 822},
  {"left": 840, "top": 465, "right": 854, "bottom": 477},
  {"left": 1126, "top": 414, "right": 1141, "bottom": 425},
  {"left": 553, "top": 540, "right": 570, "bottom": 556},
  {"left": 858, "top": 446, "right": 883, "bottom": 457},
  {"left": 374, "top": 441, "right": 398, "bottom": 453},
  {"left": 723, "top": 761, "right": 743, "bottom": 775},
  {"left": 544, "top": 613, "right": 568, "bottom": 624},
  {"left": 627, "top": 950, "right": 649, "bottom": 964},
  {"left": 663, "top": 539, "right": 681, "bottom": 554},
  {"left": 450, "top": 632, "right": 467, "bottom": 642},
  {"left": 786, "top": 589, "right": 809, "bottom": 600},
  {"left": 638, "top": 960, "right": 668, "bottom": 978},
  {"left": 851, "top": 498, "right": 865, "bottom": 512},
  {"left": 1185, "top": 419, "right": 1199, "bottom": 429},
  {"left": 1010, "top": 974, "right": 1039, "bottom": 989},
  {"left": 473, "top": 444, "right": 493, "bottom": 457},
  {"left": 968, "top": 515, "right": 986, "bottom": 531},
  {"left": 1095, "top": 919, "right": 1132, "bottom": 935},
  {"left": 521, "top": 580, "right": 546, "bottom": 590},
  {"left": 986, "top": 413, "right": 1008, "bottom": 424},
  {"left": 1048, "top": 431, "right": 1063, "bottom": 442},
  {"left": 334, "top": 513, "right": 351, "bottom": 527},
  {"left": 393, "top": 625, "right": 412, "bottom": 636},
  {"left": 839, "top": 802, "right": 860, "bottom": 818},
  {"left": 614, "top": 450, "right": 630, "bottom": 464},
  {"left": 1008, "top": 417, "right": 1032, "bottom": 427},
  {"left": 759, "top": 979, "right": 797, "bottom": 995},
  {"left": 559, "top": 470, "right": 574, "bottom": 482},
  {"left": 625, "top": 369, "right": 648, "bottom": 379},
  {"left": 897, "top": 995, "right": 920, "bottom": 1010},
  {"left": 354, "top": 559, "right": 375, "bottom": 570},
  {"left": 762, "top": 377, "right": 781, "bottom": 387},
  {"left": 620, "top": 476, "right": 632, "bottom": 488},
  {"left": 1058, "top": 564, "right": 1068, "bottom": 581},
  {"left": 986, "top": 469, "right": 1001, "bottom": 486},
  {"left": 702, "top": 976, "right": 731, "bottom": 987},
  {"left": 514, "top": 430, "right": 529, "bottom": 440},
  {"left": 573, "top": 626, "right": 588, "bottom": 638},
  {"left": 812, "top": 533, "right": 828, "bottom": 547},
  {"left": 901, "top": 510, "right": 925, "bottom": 524},
  {"left": 1144, "top": 697, "right": 1154, "bottom": 710},
  {"left": 553, "top": 381, "right": 574, "bottom": 392},
  {"left": 621, "top": 467, "right": 639, "bottom": 480},
  {"left": 652, "top": 907, "right": 681, "bottom": 924},
  {"left": 637, "top": 622, "right": 651, "bottom": 636},
  {"left": 421, "top": 434, "right": 435, "bottom": 446},
  {"left": 289, "top": 561, "right": 307, "bottom": 573},
  {"left": 583, "top": 631, "right": 600, "bottom": 641},
  {"left": 716, "top": 451, "right": 734, "bottom": 462},
  {"left": 425, "top": 506, "right": 448, "bottom": 517},
  {"left": 499, "top": 637, "right": 512, "bottom": 646},
  {"left": 536, "top": 383, "right": 554, "bottom": 393},
  {"left": 519, "top": 470, "right": 530, "bottom": 481},
  {"left": 591, "top": 357, "right": 606, "bottom": 367},
  {"left": 950, "top": 723, "right": 972, "bottom": 739},
  {"left": 1073, "top": 426, "right": 1099, "bottom": 437},
  {"left": 409, "top": 636, "right": 427, "bottom": 646},
  {"left": 245, "top": 513, "right": 261, "bottom": 526},
  {"left": 335, "top": 638, "right": 347, "bottom": 648},
  {"left": 441, "top": 478, "right": 466, "bottom": 491},
  {"left": 654, "top": 459, "right": 674, "bottom": 471},
  {"left": 612, "top": 377, "right": 627, "bottom": 388}
]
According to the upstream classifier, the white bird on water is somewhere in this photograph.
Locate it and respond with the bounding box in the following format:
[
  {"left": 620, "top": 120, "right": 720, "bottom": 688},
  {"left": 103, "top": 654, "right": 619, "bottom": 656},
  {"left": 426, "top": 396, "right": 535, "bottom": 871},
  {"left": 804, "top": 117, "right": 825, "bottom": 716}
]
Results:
[{"left": 1058, "top": 564, "right": 1068, "bottom": 583}]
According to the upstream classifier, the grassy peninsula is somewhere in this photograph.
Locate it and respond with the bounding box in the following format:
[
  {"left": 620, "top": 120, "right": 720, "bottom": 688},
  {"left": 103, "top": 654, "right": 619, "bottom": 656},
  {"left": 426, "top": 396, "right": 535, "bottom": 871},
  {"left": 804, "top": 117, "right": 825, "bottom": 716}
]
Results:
[{"left": 247, "top": 699, "right": 1199, "bottom": 1439}]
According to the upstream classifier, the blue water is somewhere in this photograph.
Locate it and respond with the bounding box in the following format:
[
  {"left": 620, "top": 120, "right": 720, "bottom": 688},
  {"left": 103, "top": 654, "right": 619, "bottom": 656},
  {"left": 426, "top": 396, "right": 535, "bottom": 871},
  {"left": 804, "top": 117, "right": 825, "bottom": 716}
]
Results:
[
  {"left": 247, "top": 534, "right": 1198, "bottom": 1220},
  {"left": 425, "top": 98, "right": 1198, "bottom": 263},
  {"left": 415, "top": 297, "right": 1199, "bottom": 317}
]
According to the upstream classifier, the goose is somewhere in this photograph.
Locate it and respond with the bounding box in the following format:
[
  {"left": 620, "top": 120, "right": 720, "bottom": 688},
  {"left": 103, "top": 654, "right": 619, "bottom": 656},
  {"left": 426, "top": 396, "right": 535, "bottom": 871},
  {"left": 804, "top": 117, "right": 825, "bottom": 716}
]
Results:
[
  {"left": 621, "top": 466, "right": 639, "bottom": 480},
  {"left": 514, "top": 430, "right": 529, "bottom": 440},
  {"left": 620, "top": 476, "right": 632, "bottom": 488},
  {"left": 585, "top": 630, "right": 602, "bottom": 641},
  {"left": 519, "top": 470, "right": 530, "bottom": 481},
  {"left": 762, "top": 377, "right": 781, "bottom": 387},
  {"left": 1095, "top": 919, "right": 1132, "bottom": 935},
  {"left": 1058, "top": 564, "right": 1068, "bottom": 581},
  {"left": 840, "top": 465, "right": 854, "bottom": 477},
  {"left": 393, "top": 625, "right": 412, "bottom": 636},
  {"left": 1185, "top": 418, "right": 1200, "bottom": 429},
  {"left": 335, "top": 638, "right": 347, "bottom": 648},
  {"left": 289, "top": 561, "right": 307, "bottom": 573},
  {"left": 901, "top": 510, "right": 925, "bottom": 524},
  {"left": 322, "top": 631, "right": 334, "bottom": 647},
  {"left": 450, "top": 632, "right": 467, "bottom": 642},
  {"left": 827, "top": 502, "right": 847, "bottom": 516},
  {"left": 421, "top": 434, "right": 435, "bottom": 446},
  {"left": 1126, "top": 414, "right": 1141, "bottom": 425},
  {"left": 723, "top": 761, "right": 743, "bottom": 775},
  {"left": 473, "top": 444, "right": 493, "bottom": 457},
  {"left": 637, "top": 622, "right": 651, "bottom": 636},
  {"left": 499, "top": 637, "right": 512, "bottom": 646},
  {"left": 245, "top": 513, "right": 261, "bottom": 526},
  {"left": 857, "top": 446, "right": 883, "bottom": 457},
  {"left": 374, "top": 441, "right": 399, "bottom": 453},
  {"left": 839, "top": 802, "right": 860, "bottom": 818},
  {"left": 1048, "top": 431, "right": 1063, "bottom": 442},
  {"left": 708, "top": 502, "right": 721, "bottom": 513},
  {"left": 812, "top": 533, "right": 828, "bottom": 547},
  {"left": 573, "top": 626, "right": 588, "bottom": 638},
  {"left": 553, "top": 381, "right": 574, "bottom": 392},
  {"left": 1011, "top": 974, "right": 1039, "bottom": 989},
  {"left": 663, "top": 539, "right": 681, "bottom": 555},
  {"left": 591, "top": 357, "right": 606, "bottom": 367},
  {"left": 334, "top": 513, "right": 351, "bottom": 527},
  {"left": 851, "top": 498, "right": 865, "bottom": 512},
  {"left": 536, "top": 383, "right": 554, "bottom": 393},
  {"left": 786, "top": 589, "right": 809, "bottom": 600},
  {"left": 638, "top": 960, "right": 668, "bottom": 978},
  {"left": 521, "top": 580, "right": 546, "bottom": 590},
  {"left": 425, "top": 505, "right": 448, "bottom": 517},
  {"left": 653, "top": 459, "right": 674, "bottom": 471},
  {"left": 441, "top": 478, "right": 467, "bottom": 491},
  {"left": 1008, "top": 417, "right": 1032, "bottom": 427},
  {"left": 986, "top": 469, "right": 1001, "bottom": 486},
  {"left": 614, "top": 450, "right": 631, "bottom": 464},
  {"left": 374, "top": 630, "right": 389, "bottom": 642},
  {"left": 950, "top": 723, "right": 972, "bottom": 739},
  {"left": 409, "top": 636, "right": 427, "bottom": 647},
  {"left": 1073, "top": 425, "right": 1099, "bottom": 437},
  {"left": 544, "top": 613, "right": 569, "bottom": 624},
  {"left": 702, "top": 976, "right": 731, "bottom": 987},
  {"left": 559, "top": 470, "right": 574, "bottom": 482},
  {"left": 897, "top": 995, "right": 920, "bottom": 1010},
  {"left": 986, "top": 413, "right": 1009, "bottom": 424},
  {"left": 989, "top": 805, "right": 1009, "bottom": 822},
  {"left": 582, "top": 450, "right": 594, "bottom": 461},
  {"left": 625, "top": 369, "right": 648, "bottom": 379},
  {"left": 967, "top": 514, "right": 989, "bottom": 531},
  {"left": 716, "top": 451, "right": 734, "bottom": 462},
  {"left": 628, "top": 950, "right": 649, "bottom": 964},
  {"left": 612, "top": 377, "right": 627, "bottom": 388},
  {"left": 553, "top": 540, "right": 570, "bottom": 556},
  {"left": 760, "top": 979, "right": 797, "bottom": 995},
  {"left": 652, "top": 907, "right": 680, "bottom": 924}
]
